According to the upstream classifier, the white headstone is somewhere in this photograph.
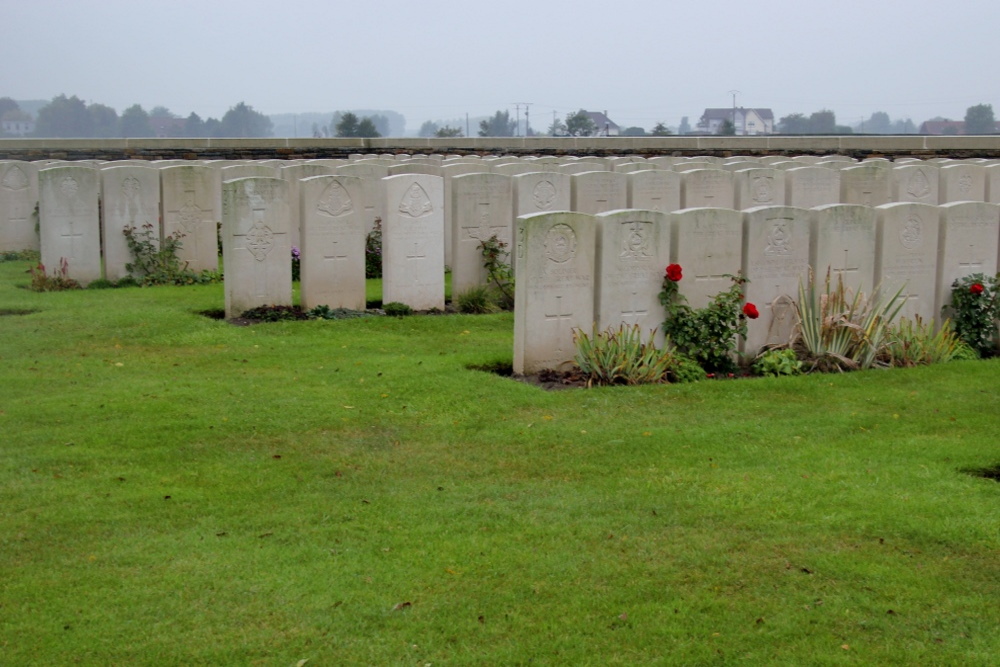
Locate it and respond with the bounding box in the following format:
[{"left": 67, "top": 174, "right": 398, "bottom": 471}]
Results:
[
  {"left": 38, "top": 166, "right": 102, "bottom": 285},
  {"left": 671, "top": 207, "right": 743, "bottom": 309},
  {"left": 595, "top": 209, "right": 670, "bottom": 345},
  {"left": 734, "top": 168, "right": 786, "bottom": 210},
  {"left": 681, "top": 169, "right": 735, "bottom": 208},
  {"left": 570, "top": 171, "right": 627, "bottom": 214},
  {"left": 875, "top": 202, "right": 940, "bottom": 322},
  {"left": 809, "top": 204, "right": 877, "bottom": 297},
  {"left": 939, "top": 164, "right": 986, "bottom": 204},
  {"left": 513, "top": 211, "right": 596, "bottom": 374},
  {"left": 936, "top": 201, "right": 1000, "bottom": 319},
  {"left": 101, "top": 165, "right": 161, "bottom": 281},
  {"left": 380, "top": 174, "right": 445, "bottom": 310},
  {"left": 280, "top": 163, "right": 336, "bottom": 250},
  {"left": 840, "top": 163, "right": 890, "bottom": 206},
  {"left": 161, "top": 165, "right": 220, "bottom": 273},
  {"left": 627, "top": 170, "right": 681, "bottom": 213},
  {"left": 785, "top": 166, "right": 841, "bottom": 208},
  {"left": 336, "top": 162, "right": 390, "bottom": 234},
  {"left": 450, "top": 173, "right": 513, "bottom": 296},
  {"left": 222, "top": 178, "right": 292, "bottom": 318},
  {"left": 0, "top": 161, "right": 39, "bottom": 252},
  {"left": 299, "top": 175, "right": 366, "bottom": 310},
  {"left": 741, "top": 206, "right": 811, "bottom": 355},
  {"left": 891, "top": 164, "right": 939, "bottom": 204}
]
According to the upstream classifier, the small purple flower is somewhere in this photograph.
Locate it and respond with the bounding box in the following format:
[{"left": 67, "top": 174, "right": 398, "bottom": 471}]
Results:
[{"left": 291, "top": 246, "right": 301, "bottom": 259}]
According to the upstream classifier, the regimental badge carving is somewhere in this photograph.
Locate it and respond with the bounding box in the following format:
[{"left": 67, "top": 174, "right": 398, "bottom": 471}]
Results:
[
  {"left": 764, "top": 219, "right": 791, "bottom": 255},
  {"left": 544, "top": 223, "right": 577, "bottom": 264},
  {"left": 751, "top": 176, "right": 774, "bottom": 204},
  {"left": 958, "top": 174, "right": 973, "bottom": 195},
  {"left": 60, "top": 177, "right": 79, "bottom": 198},
  {"left": 317, "top": 181, "right": 353, "bottom": 217},
  {"left": 620, "top": 221, "right": 652, "bottom": 260},
  {"left": 398, "top": 183, "right": 433, "bottom": 218},
  {"left": 906, "top": 170, "right": 930, "bottom": 199},
  {"left": 533, "top": 180, "right": 557, "bottom": 210},
  {"left": 245, "top": 212, "right": 274, "bottom": 261},
  {"left": 1, "top": 166, "right": 28, "bottom": 191},
  {"left": 899, "top": 215, "right": 923, "bottom": 249}
]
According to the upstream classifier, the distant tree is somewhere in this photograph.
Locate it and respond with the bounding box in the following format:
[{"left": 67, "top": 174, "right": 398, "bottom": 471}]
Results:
[
  {"left": 34, "top": 94, "right": 93, "bottom": 137},
  {"left": 356, "top": 117, "right": 381, "bottom": 138},
  {"left": 184, "top": 112, "right": 206, "bottom": 137},
  {"left": 0, "top": 97, "right": 20, "bottom": 118},
  {"left": 808, "top": 109, "right": 836, "bottom": 134},
  {"left": 120, "top": 104, "right": 154, "bottom": 137},
  {"left": 335, "top": 112, "right": 381, "bottom": 138},
  {"left": 863, "top": 111, "right": 892, "bottom": 134},
  {"left": 435, "top": 126, "right": 463, "bottom": 138},
  {"left": 891, "top": 118, "right": 916, "bottom": 134},
  {"left": 965, "top": 103, "right": 996, "bottom": 134},
  {"left": 86, "top": 103, "right": 119, "bottom": 138},
  {"left": 219, "top": 102, "right": 273, "bottom": 137},
  {"left": 418, "top": 120, "right": 439, "bottom": 137},
  {"left": 369, "top": 114, "right": 390, "bottom": 137},
  {"left": 478, "top": 110, "right": 517, "bottom": 137},
  {"left": 565, "top": 109, "right": 596, "bottom": 137},
  {"left": 650, "top": 122, "right": 672, "bottom": 136},
  {"left": 678, "top": 116, "right": 691, "bottom": 135},
  {"left": 149, "top": 106, "right": 176, "bottom": 118},
  {"left": 717, "top": 119, "right": 736, "bottom": 136},
  {"left": 777, "top": 112, "right": 809, "bottom": 134},
  {"left": 204, "top": 117, "right": 222, "bottom": 137},
  {"left": 547, "top": 116, "right": 567, "bottom": 136},
  {"left": 621, "top": 126, "right": 646, "bottom": 136}
]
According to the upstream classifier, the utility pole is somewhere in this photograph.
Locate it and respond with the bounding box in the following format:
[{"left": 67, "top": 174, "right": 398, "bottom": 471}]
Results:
[
  {"left": 511, "top": 102, "right": 532, "bottom": 137},
  {"left": 728, "top": 89, "right": 740, "bottom": 135}
]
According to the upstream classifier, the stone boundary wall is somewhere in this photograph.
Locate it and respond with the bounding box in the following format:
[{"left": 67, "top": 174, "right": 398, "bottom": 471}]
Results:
[{"left": 4, "top": 136, "right": 1000, "bottom": 161}]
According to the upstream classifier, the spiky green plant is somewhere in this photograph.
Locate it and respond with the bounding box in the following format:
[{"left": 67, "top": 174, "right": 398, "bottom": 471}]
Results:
[
  {"left": 573, "top": 323, "right": 675, "bottom": 387},
  {"left": 793, "top": 269, "right": 905, "bottom": 372},
  {"left": 883, "top": 316, "right": 961, "bottom": 367}
]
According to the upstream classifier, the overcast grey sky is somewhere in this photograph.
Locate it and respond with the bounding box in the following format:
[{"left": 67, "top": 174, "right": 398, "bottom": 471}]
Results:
[{"left": 3, "top": 0, "right": 998, "bottom": 132}]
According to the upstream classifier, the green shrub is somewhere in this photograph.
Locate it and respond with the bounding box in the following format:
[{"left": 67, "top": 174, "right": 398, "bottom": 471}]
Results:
[
  {"left": 27, "top": 259, "right": 81, "bottom": 292},
  {"left": 240, "top": 305, "right": 308, "bottom": 322},
  {"left": 752, "top": 348, "right": 803, "bottom": 377},
  {"left": 455, "top": 286, "right": 501, "bottom": 314},
  {"left": 666, "top": 354, "right": 707, "bottom": 383},
  {"left": 382, "top": 301, "right": 413, "bottom": 317},
  {"left": 659, "top": 265, "right": 753, "bottom": 374},
  {"left": 306, "top": 305, "right": 373, "bottom": 320},
  {"left": 883, "top": 316, "right": 961, "bottom": 366},
  {"left": 478, "top": 234, "right": 514, "bottom": 311},
  {"left": 947, "top": 273, "right": 999, "bottom": 357},
  {"left": 0, "top": 249, "right": 40, "bottom": 263}
]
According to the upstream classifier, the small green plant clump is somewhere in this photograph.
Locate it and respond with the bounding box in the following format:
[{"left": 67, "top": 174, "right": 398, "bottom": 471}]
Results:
[
  {"left": 27, "top": 258, "right": 81, "bottom": 292},
  {"left": 240, "top": 305, "right": 308, "bottom": 322},
  {"left": 478, "top": 234, "right": 514, "bottom": 311},
  {"left": 306, "top": 305, "right": 373, "bottom": 320},
  {"left": 123, "top": 223, "right": 221, "bottom": 286},
  {"left": 752, "top": 348, "right": 803, "bottom": 377},
  {"left": 382, "top": 301, "right": 413, "bottom": 317},
  {"left": 659, "top": 264, "right": 755, "bottom": 374},
  {"left": 1, "top": 249, "right": 40, "bottom": 263},
  {"left": 455, "top": 285, "right": 500, "bottom": 314},
  {"left": 947, "top": 273, "right": 1000, "bottom": 357},
  {"left": 573, "top": 323, "right": 678, "bottom": 387},
  {"left": 365, "top": 217, "right": 383, "bottom": 279},
  {"left": 291, "top": 246, "right": 301, "bottom": 282},
  {"left": 882, "top": 316, "right": 963, "bottom": 366}
]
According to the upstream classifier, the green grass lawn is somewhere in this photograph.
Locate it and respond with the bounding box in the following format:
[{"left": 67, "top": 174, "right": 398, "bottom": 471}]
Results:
[{"left": 1, "top": 259, "right": 998, "bottom": 665}]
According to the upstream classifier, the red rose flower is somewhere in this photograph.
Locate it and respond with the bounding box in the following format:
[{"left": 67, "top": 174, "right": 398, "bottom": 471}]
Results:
[
  {"left": 742, "top": 303, "right": 759, "bottom": 319},
  {"left": 970, "top": 283, "right": 984, "bottom": 295},
  {"left": 665, "top": 264, "right": 683, "bottom": 282}
]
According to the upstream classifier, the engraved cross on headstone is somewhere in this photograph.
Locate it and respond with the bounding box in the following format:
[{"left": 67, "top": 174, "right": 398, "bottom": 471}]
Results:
[
  {"left": 959, "top": 243, "right": 982, "bottom": 274},
  {"left": 621, "top": 291, "right": 648, "bottom": 326},
  {"left": 60, "top": 221, "right": 83, "bottom": 259},
  {"left": 832, "top": 248, "right": 859, "bottom": 282},
  {"left": 544, "top": 294, "right": 574, "bottom": 354},
  {"left": 407, "top": 239, "right": 426, "bottom": 261},
  {"left": 323, "top": 236, "right": 348, "bottom": 264}
]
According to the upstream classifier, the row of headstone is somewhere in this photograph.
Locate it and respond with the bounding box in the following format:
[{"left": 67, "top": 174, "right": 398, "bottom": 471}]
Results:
[{"left": 513, "top": 202, "right": 1000, "bottom": 374}]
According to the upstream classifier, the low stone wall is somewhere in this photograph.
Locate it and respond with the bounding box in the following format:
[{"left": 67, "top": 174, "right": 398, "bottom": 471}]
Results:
[{"left": 4, "top": 135, "right": 1000, "bottom": 161}]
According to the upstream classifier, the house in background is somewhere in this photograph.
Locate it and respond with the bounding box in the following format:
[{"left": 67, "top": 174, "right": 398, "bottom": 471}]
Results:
[
  {"left": 1, "top": 111, "right": 34, "bottom": 136},
  {"left": 583, "top": 110, "right": 620, "bottom": 136},
  {"left": 698, "top": 107, "right": 774, "bottom": 135}
]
